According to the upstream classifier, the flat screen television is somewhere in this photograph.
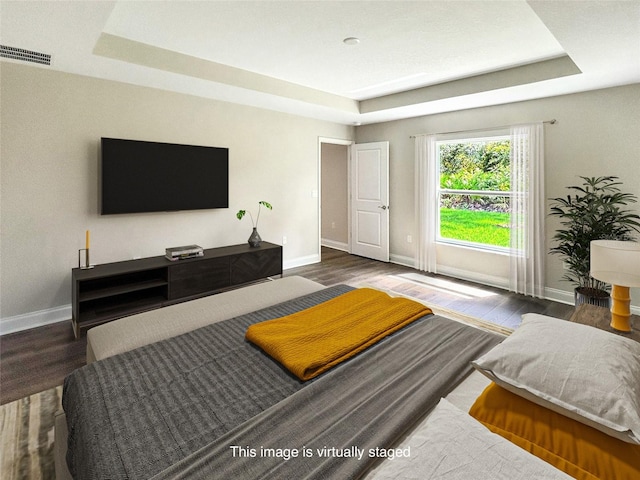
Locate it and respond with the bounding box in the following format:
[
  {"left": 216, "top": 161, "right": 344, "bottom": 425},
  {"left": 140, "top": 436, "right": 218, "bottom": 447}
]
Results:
[{"left": 100, "top": 137, "right": 229, "bottom": 215}]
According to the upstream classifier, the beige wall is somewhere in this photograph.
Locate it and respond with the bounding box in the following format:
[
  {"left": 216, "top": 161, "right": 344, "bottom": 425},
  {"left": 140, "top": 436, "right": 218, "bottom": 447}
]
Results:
[
  {"left": 0, "top": 62, "right": 353, "bottom": 326},
  {"left": 356, "top": 84, "right": 640, "bottom": 304},
  {"left": 321, "top": 143, "right": 349, "bottom": 248},
  {"left": 2, "top": 60, "right": 639, "bottom": 327}
]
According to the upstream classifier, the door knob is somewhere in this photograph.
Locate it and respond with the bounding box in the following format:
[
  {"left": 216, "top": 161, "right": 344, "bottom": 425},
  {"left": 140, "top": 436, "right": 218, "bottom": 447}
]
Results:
[{"left": 378, "top": 205, "right": 389, "bottom": 210}]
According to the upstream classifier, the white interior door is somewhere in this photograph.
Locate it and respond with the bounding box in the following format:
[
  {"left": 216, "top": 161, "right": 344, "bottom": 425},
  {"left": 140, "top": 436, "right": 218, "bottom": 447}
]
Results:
[{"left": 350, "top": 141, "right": 389, "bottom": 262}]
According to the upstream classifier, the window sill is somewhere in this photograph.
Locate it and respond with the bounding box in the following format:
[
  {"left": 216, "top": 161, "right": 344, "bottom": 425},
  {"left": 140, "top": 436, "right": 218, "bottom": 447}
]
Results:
[{"left": 436, "top": 240, "right": 511, "bottom": 257}]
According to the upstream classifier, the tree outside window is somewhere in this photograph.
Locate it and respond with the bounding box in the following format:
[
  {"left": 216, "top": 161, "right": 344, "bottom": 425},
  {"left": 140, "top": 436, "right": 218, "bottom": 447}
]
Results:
[{"left": 437, "top": 137, "right": 512, "bottom": 250}]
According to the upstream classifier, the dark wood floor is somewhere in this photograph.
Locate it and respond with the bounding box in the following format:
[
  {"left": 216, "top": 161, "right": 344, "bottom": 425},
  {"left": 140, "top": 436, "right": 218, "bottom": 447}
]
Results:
[
  {"left": 0, "top": 247, "right": 574, "bottom": 405},
  {"left": 287, "top": 247, "right": 574, "bottom": 325},
  {"left": 1, "top": 318, "right": 86, "bottom": 405}
]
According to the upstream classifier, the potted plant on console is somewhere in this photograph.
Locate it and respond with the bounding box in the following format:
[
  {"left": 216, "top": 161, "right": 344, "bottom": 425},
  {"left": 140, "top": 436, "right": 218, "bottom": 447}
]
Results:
[
  {"left": 549, "top": 176, "right": 640, "bottom": 307},
  {"left": 237, "top": 201, "right": 273, "bottom": 247}
]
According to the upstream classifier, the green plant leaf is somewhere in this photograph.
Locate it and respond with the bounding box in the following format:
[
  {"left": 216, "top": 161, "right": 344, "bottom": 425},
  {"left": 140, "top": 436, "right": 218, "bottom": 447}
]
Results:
[{"left": 548, "top": 176, "right": 640, "bottom": 289}]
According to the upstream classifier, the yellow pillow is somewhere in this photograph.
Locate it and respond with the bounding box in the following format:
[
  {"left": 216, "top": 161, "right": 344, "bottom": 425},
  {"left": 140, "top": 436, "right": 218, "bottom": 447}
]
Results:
[{"left": 470, "top": 382, "right": 640, "bottom": 480}]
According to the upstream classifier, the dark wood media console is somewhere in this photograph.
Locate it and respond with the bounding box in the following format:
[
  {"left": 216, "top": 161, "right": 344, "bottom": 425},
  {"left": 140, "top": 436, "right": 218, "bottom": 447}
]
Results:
[{"left": 71, "top": 242, "right": 282, "bottom": 338}]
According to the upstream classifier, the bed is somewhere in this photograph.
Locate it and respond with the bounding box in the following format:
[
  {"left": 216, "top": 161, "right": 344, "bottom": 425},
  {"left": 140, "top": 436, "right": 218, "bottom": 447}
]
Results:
[{"left": 57, "top": 276, "right": 640, "bottom": 479}]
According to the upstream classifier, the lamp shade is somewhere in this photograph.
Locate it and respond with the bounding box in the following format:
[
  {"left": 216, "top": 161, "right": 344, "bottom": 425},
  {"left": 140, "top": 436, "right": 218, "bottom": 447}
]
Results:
[{"left": 590, "top": 240, "right": 640, "bottom": 287}]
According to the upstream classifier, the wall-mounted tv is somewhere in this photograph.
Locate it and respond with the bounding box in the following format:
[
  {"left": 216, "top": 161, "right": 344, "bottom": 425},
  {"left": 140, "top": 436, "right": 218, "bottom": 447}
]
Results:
[{"left": 100, "top": 137, "right": 229, "bottom": 215}]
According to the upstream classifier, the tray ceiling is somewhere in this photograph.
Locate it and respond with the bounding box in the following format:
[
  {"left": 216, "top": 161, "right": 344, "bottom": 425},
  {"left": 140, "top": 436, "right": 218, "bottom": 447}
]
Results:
[{"left": 1, "top": 1, "right": 638, "bottom": 124}]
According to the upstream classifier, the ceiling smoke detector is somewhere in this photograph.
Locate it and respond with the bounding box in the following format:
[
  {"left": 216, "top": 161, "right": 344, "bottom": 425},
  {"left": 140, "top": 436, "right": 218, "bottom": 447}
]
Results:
[
  {"left": 343, "top": 37, "right": 360, "bottom": 46},
  {"left": 1, "top": 45, "right": 51, "bottom": 65}
]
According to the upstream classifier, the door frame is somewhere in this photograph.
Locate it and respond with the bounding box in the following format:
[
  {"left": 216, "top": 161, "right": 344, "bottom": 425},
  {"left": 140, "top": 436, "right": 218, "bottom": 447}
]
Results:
[{"left": 318, "top": 137, "right": 354, "bottom": 260}]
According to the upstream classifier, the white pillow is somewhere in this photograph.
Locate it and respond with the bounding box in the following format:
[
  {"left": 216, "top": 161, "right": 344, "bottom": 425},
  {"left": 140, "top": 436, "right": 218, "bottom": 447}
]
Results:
[{"left": 472, "top": 313, "right": 640, "bottom": 444}]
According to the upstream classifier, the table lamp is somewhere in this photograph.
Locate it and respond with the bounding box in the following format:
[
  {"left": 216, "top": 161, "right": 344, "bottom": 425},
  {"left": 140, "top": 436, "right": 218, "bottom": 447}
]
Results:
[{"left": 590, "top": 240, "right": 640, "bottom": 332}]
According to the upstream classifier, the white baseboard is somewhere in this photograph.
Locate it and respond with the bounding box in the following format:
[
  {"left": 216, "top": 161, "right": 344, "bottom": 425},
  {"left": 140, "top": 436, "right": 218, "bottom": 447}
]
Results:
[
  {"left": 435, "top": 265, "right": 510, "bottom": 291},
  {"left": 0, "top": 305, "right": 71, "bottom": 335},
  {"left": 544, "top": 286, "right": 640, "bottom": 314},
  {"left": 283, "top": 253, "right": 321, "bottom": 270},
  {"left": 543, "top": 287, "right": 574, "bottom": 306},
  {"left": 321, "top": 239, "right": 349, "bottom": 252},
  {"left": 390, "top": 253, "right": 415, "bottom": 268},
  {"left": 390, "top": 253, "right": 508, "bottom": 289}
]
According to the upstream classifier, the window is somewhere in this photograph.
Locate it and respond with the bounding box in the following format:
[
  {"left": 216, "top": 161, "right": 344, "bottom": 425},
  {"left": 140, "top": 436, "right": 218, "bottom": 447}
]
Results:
[
  {"left": 415, "top": 123, "right": 544, "bottom": 296},
  {"left": 437, "top": 134, "right": 512, "bottom": 251}
]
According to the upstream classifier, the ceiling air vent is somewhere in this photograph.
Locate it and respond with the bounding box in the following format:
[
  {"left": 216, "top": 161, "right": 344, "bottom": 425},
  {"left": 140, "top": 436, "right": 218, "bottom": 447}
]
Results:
[{"left": 1, "top": 45, "right": 51, "bottom": 65}]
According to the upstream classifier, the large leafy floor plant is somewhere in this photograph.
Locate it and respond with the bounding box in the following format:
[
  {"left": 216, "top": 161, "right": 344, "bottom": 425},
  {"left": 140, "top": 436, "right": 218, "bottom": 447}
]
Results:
[{"left": 549, "top": 176, "right": 640, "bottom": 304}]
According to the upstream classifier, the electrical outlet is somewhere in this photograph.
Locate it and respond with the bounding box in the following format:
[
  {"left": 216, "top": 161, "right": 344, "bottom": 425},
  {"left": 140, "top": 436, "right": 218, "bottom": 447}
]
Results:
[
  {"left": 282, "top": 236, "right": 287, "bottom": 245},
  {"left": 407, "top": 235, "right": 412, "bottom": 243}
]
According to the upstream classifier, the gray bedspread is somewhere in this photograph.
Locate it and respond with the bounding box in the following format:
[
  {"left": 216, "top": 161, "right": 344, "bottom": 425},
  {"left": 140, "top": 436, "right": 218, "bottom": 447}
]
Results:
[
  {"left": 64, "top": 285, "right": 352, "bottom": 479},
  {"left": 151, "top": 314, "right": 502, "bottom": 480},
  {"left": 63, "top": 285, "right": 502, "bottom": 480}
]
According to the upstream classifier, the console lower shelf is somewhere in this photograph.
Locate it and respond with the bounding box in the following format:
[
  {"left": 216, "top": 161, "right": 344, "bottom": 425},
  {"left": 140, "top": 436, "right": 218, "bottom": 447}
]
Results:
[{"left": 71, "top": 242, "right": 282, "bottom": 338}]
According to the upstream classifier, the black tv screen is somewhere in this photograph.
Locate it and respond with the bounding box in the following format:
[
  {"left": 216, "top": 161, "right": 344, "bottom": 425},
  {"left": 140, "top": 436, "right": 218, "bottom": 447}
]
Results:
[{"left": 100, "top": 138, "right": 229, "bottom": 214}]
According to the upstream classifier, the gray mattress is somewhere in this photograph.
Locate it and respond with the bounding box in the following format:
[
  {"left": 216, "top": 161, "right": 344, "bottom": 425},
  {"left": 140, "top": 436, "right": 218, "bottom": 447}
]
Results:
[{"left": 63, "top": 285, "right": 502, "bottom": 479}]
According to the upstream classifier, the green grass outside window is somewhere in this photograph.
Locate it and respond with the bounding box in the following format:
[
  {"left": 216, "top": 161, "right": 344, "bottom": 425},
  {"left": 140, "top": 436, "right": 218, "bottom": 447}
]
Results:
[{"left": 439, "top": 208, "right": 510, "bottom": 247}]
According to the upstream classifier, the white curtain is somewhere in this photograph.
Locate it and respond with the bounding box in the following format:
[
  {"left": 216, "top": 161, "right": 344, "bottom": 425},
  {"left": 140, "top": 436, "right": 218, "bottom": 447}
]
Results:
[
  {"left": 414, "top": 134, "right": 438, "bottom": 272},
  {"left": 509, "top": 123, "right": 545, "bottom": 297}
]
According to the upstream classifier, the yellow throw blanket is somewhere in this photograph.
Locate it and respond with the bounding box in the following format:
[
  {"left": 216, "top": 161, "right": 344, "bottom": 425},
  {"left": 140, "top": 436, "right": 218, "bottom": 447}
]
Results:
[{"left": 245, "top": 288, "right": 432, "bottom": 381}]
